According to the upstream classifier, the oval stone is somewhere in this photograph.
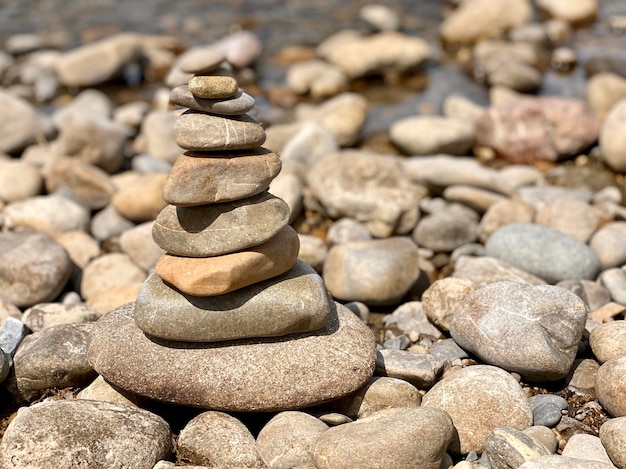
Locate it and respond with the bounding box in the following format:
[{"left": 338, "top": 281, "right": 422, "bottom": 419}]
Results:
[
  {"left": 485, "top": 223, "right": 602, "bottom": 284},
  {"left": 169, "top": 86, "right": 256, "bottom": 116},
  {"left": 174, "top": 110, "right": 266, "bottom": 151},
  {"left": 0, "top": 399, "right": 172, "bottom": 468},
  {"left": 154, "top": 225, "right": 299, "bottom": 297},
  {"left": 152, "top": 191, "right": 290, "bottom": 257},
  {"left": 163, "top": 148, "right": 282, "bottom": 206},
  {"left": 188, "top": 75, "right": 238, "bottom": 99},
  {"left": 89, "top": 301, "right": 376, "bottom": 411}
]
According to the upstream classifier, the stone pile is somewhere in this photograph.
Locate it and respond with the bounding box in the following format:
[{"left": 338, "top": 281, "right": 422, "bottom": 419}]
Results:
[{"left": 87, "top": 52, "right": 377, "bottom": 412}]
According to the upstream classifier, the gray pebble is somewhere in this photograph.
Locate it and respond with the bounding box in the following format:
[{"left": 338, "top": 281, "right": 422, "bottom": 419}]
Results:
[{"left": 528, "top": 394, "right": 568, "bottom": 427}]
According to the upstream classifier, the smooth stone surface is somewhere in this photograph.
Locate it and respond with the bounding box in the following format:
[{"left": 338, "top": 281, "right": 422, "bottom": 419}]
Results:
[
  {"left": 0, "top": 90, "right": 43, "bottom": 153},
  {"left": 422, "top": 278, "right": 476, "bottom": 332},
  {"left": 152, "top": 191, "right": 290, "bottom": 257},
  {"left": 390, "top": 116, "right": 475, "bottom": 156},
  {"left": 519, "top": 455, "right": 615, "bottom": 469},
  {"left": 177, "top": 411, "right": 265, "bottom": 467},
  {"left": 326, "top": 218, "right": 372, "bottom": 246},
  {"left": 451, "top": 281, "right": 587, "bottom": 381},
  {"left": 297, "top": 234, "right": 328, "bottom": 273},
  {"left": 529, "top": 394, "right": 568, "bottom": 427},
  {"left": 561, "top": 434, "right": 615, "bottom": 466},
  {"left": 21, "top": 302, "right": 101, "bottom": 332},
  {"left": 485, "top": 223, "right": 602, "bottom": 284},
  {"left": 452, "top": 255, "right": 547, "bottom": 286},
  {"left": 111, "top": 172, "right": 168, "bottom": 223},
  {"left": 536, "top": 0, "right": 598, "bottom": 25},
  {"left": 323, "top": 237, "right": 421, "bottom": 306},
  {"left": 0, "top": 160, "right": 42, "bottom": 203},
  {"left": 312, "top": 407, "right": 454, "bottom": 469},
  {"left": 600, "top": 417, "right": 626, "bottom": 469},
  {"left": 0, "top": 317, "right": 28, "bottom": 366},
  {"left": 90, "top": 204, "right": 135, "bottom": 241},
  {"left": 325, "top": 376, "right": 422, "bottom": 419},
  {"left": 89, "top": 301, "right": 376, "bottom": 411},
  {"left": 176, "top": 45, "right": 224, "bottom": 74},
  {"left": 155, "top": 225, "right": 299, "bottom": 296},
  {"left": 596, "top": 356, "right": 626, "bottom": 417},
  {"left": 484, "top": 426, "right": 551, "bottom": 469},
  {"left": 590, "top": 222, "right": 626, "bottom": 269},
  {"left": 44, "top": 157, "right": 115, "bottom": 210},
  {"left": 375, "top": 349, "right": 447, "bottom": 389},
  {"left": 0, "top": 231, "right": 72, "bottom": 308},
  {"left": 535, "top": 197, "right": 600, "bottom": 243},
  {"left": 0, "top": 399, "right": 172, "bottom": 468},
  {"left": 4, "top": 193, "right": 90, "bottom": 238},
  {"left": 601, "top": 100, "right": 626, "bottom": 173},
  {"left": 139, "top": 110, "right": 182, "bottom": 164},
  {"left": 286, "top": 59, "right": 348, "bottom": 99},
  {"left": 13, "top": 323, "right": 96, "bottom": 401},
  {"left": 174, "top": 111, "right": 266, "bottom": 151},
  {"left": 413, "top": 205, "right": 479, "bottom": 252},
  {"left": 77, "top": 375, "right": 143, "bottom": 407},
  {"left": 188, "top": 75, "right": 238, "bottom": 99},
  {"left": 163, "top": 149, "right": 281, "bottom": 206},
  {"left": 119, "top": 221, "right": 164, "bottom": 272},
  {"left": 256, "top": 411, "right": 328, "bottom": 469},
  {"left": 422, "top": 365, "right": 533, "bottom": 454},
  {"left": 523, "top": 426, "right": 558, "bottom": 454},
  {"left": 308, "top": 150, "right": 424, "bottom": 237},
  {"left": 170, "top": 86, "right": 256, "bottom": 115},
  {"left": 440, "top": 0, "right": 531, "bottom": 44},
  {"left": 589, "top": 321, "right": 626, "bottom": 364},
  {"left": 80, "top": 252, "right": 146, "bottom": 303},
  {"left": 136, "top": 259, "right": 331, "bottom": 342},
  {"left": 477, "top": 199, "right": 535, "bottom": 243}
]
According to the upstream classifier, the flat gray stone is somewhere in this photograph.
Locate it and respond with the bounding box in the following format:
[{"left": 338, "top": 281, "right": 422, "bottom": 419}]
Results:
[
  {"left": 170, "top": 86, "right": 256, "bottom": 115},
  {"left": 152, "top": 191, "right": 290, "bottom": 257},
  {"left": 163, "top": 148, "right": 281, "bottom": 206},
  {"left": 485, "top": 223, "right": 602, "bottom": 284},
  {"left": 375, "top": 349, "right": 447, "bottom": 389},
  {"left": 21, "top": 302, "right": 101, "bottom": 332},
  {"left": 0, "top": 399, "right": 172, "bottom": 468},
  {"left": 529, "top": 394, "right": 567, "bottom": 427},
  {"left": 134, "top": 261, "right": 332, "bottom": 342},
  {"left": 0, "top": 317, "right": 28, "bottom": 365},
  {"left": 313, "top": 407, "right": 453, "bottom": 469},
  {"left": 450, "top": 282, "right": 588, "bottom": 381},
  {"left": 174, "top": 110, "right": 266, "bottom": 151},
  {"left": 89, "top": 301, "right": 376, "bottom": 412}
]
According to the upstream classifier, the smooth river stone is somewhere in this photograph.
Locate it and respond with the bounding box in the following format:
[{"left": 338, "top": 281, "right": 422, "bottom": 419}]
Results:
[
  {"left": 450, "top": 281, "right": 588, "bottom": 381},
  {"left": 89, "top": 301, "right": 377, "bottom": 411},
  {"left": 163, "top": 148, "right": 282, "bottom": 206},
  {"left": 170, "top": 86, "right": 256, "bottom": 116},
  {"left": 175, "top": 110, "right": 266, "bottom": 151},
  {"left": 152, "top": 191, "right": 290, "bottom": 257},
  {"left": 135, "top": 260, "right": 331, "bottom": 342},
  {"left": 188, "top": 75, "right": 238, "bottom": 99},
  {"left": 155, "top": 225, "right": 300, "bottom": 296}
]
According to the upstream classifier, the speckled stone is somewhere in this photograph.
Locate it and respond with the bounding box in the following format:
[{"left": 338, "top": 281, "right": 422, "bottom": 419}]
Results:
[
  {"left": 188, "top": 75, "right": 238, "bottom": 99},
  {"left": 89, "top": 301, "right": 376, "bottom": 411}
]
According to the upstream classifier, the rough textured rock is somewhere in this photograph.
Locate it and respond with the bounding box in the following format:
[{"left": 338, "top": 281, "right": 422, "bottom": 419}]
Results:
[
  {"left": 534, "top": 197, "right": 600, "bottom": 243},
  {"left": 422, "top": 365, "right": 533, "bottom": 454},
  {"left": 312, "top": 407, "right": 454, "bottom": 469},
  {"left": 475, "top": 97, "right": 599, "bottom": 164},
  {"left": 152, "top": 191, "right": 290, "bottom": 257},
  {"left": 13, "top": 323, "right": 96, "bottom": 401},
  {"left": 589, "top": 321, "right": 626, "bottom": 364},
  {"left": 413, "top": 205, "right": 479, "bottom": 252},
  {"left": 256, "top": 411, "right": 328, "bottom": 469},
  {"left": 484, "top": 426, "right": 551, "bottom": 469},
  {"left": 519, "top": 455, "right": 615, "bottom": 468},
  {"left": 485, "top": 223, "right": 602, "bottom": 284},
  {"left": 21, "top": 302, "right": 101, "bottom": 332},
  {"left": 561, "top": 434, "right": 615, "bottom": 466},
  {"left": 188, "top": 75, "right": 238, "bottom": 99},
  {"left": 375, "top": 349, "right": 447, "bottom": 389},
  {"left": 308, "top": 151, "right": 424, "bottom": 237},
  {"left": 0, "top": 231, "right": 71, "bottom": 308},
  {"left": 89, "top": 302, "right": 376, "bottom": 411},
  {"left": 599, "top": 416, "right": 626, "bottom": 469},
  {"left": 0, "top": 399, "right": 172, "bottom": 468},
  {"left": 452, "top": 255, "right": 546, "bottom": 286},
  {"left": 135, "top": 261, "right": 331, "bottom": 342},
  {"left": 177, "top": 411, "right": 266, "bottom": 468},
  {"left": 422, "top": 278, "right": 477, "bottom": 332},
  {"left": 450, "top": 281, "right": 588, "bottom": 381},
  {"left": 163, "top": 149, "right": 281, "bottom": 206},
  {"left": 323, "top": 237, "right": 421, "bottom": 306}
]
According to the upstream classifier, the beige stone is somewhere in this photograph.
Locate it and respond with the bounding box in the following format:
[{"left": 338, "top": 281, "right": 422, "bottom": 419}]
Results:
[
  {"left": 89, "top": 301, "right": 376, "bottom": 411},
  {"left": 174, "top": 111, "right": 266, "bottom": 151},
  {"left": 163, "top": 148, "right": 281, "bottom": 206},
  {"left": 188, "top": 75, "right": 238, "bottom": 99},
  {"left": 155, "top": 225, "right": 299, "bottom": 296},
  {"left": 111, "top": 173, "right": 168, "bottom": 223}
]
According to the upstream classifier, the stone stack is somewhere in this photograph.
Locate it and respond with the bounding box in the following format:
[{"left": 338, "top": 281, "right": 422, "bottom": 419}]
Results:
[{"left": 88, "top": 52, "right": 377, "bottom": 412}]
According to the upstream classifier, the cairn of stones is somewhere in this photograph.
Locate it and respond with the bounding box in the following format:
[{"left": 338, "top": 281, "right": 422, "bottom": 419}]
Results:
[{"left": 88, "top": 50, "right": 376, "bottom": 412}]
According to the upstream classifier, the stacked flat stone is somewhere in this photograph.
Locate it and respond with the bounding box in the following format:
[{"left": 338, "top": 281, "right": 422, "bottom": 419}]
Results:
[{"left": 88, "top": 51, "right": 376, "bottom": 412}]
